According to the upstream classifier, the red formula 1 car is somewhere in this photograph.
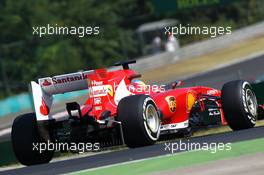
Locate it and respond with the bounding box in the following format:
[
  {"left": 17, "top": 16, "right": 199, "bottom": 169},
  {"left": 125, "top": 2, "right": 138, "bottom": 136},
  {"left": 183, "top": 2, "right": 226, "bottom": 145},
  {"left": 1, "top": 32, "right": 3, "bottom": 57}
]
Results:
[{"left": 11, "top": 60, "right": 261, "bottom": 165}]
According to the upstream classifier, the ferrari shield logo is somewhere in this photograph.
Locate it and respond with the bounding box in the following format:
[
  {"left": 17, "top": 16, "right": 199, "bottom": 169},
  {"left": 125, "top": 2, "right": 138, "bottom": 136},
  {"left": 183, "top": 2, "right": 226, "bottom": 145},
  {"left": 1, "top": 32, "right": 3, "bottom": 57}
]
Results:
[
  {"left": 165, "top": 96, "right": 176, "bottom": 113},
  {"left": 107, "top": 85, "right": 114, "bottom": 97}
]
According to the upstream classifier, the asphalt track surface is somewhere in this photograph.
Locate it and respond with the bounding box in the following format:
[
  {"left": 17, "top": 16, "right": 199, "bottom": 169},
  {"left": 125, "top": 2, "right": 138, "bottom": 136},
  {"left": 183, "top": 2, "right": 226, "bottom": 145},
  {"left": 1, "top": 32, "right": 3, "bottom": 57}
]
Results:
[
  {"left": 182, "top": 54, "right": 264, "bottom": 89},
  {"left": 1, "top": 55, "right": 264, "bottom": 175},
  {"left": 1, "top": 126, "right": 264, "bottom": 175}
]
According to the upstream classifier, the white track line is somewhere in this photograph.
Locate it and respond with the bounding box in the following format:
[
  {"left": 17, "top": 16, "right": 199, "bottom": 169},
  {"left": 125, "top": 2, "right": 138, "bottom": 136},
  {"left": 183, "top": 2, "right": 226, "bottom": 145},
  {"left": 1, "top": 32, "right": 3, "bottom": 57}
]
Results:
[
  {"left": 66, "top": 150, "right": 200, "bottom": 175},
  {"left": 0, "top": 128, "right": 11, "bottom": 136}
]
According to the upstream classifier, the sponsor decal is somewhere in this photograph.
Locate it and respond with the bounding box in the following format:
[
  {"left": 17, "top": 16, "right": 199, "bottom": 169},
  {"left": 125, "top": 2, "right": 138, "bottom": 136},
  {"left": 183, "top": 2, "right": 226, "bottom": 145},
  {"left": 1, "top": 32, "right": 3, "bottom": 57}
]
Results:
[
  {"left": 91, "top": 80, "right": 103, "bottom": 86},
  {"left": 40, "top": 98, "right": 49, "bottom": 116},
  {"left": 160, "top": 120, "right": 189, "bottom": 131},
  {"left": 160, "top": 124, "right": 177, "bottom": 130},
  {"left": 165, "top": 96, "right": 177, "bottom": 113},
  {"left": 51, "top": 73, "right": 88, "bottom": 85},
  {"left": 187, "top": 92, "right": 196, "bottom": 112},
  {"left": 89, "top": 82, "right": 113, "bottom": 97},
  {"left": 94, "top": 97, "right": 101, "bottom": 105},
  {"left": 90, "top": 85, "right": 108, "bottom": 97},
  {"left": 95, "top": 106, "right": 102, "bottom": 111},
  {"left": 42, "top": 79, "right": 52, "bottom": 86}
]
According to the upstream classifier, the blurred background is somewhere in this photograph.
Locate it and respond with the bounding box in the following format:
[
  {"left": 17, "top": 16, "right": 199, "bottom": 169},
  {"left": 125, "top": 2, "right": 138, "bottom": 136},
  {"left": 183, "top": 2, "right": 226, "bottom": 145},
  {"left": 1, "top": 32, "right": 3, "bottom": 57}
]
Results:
[{"left": 1, "top": 0, "right": 264, "bottom": 98}]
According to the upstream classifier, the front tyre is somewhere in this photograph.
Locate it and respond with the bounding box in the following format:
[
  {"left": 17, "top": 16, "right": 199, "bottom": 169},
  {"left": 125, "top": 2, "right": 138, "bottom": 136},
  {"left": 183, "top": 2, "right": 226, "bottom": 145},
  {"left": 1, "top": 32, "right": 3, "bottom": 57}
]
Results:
[
  {"left": 221, "top": 80, "right": 258, "bottom": 130},
  {"left": 117, "top": 95, "right": 161, "bottom": 148},
  {"left": 11, "top": 113, "right": 54, "bottom": 166}
]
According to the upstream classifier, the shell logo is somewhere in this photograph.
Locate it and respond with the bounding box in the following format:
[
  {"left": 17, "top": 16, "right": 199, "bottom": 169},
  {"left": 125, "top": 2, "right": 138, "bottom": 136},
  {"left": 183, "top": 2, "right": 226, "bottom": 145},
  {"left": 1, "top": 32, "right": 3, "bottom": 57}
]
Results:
[
  {"left": 187, "top": 92, "right": 196, "bottom": 112},
  {"left": 165, "top": 96, "right": 177, "bottom": 113}
]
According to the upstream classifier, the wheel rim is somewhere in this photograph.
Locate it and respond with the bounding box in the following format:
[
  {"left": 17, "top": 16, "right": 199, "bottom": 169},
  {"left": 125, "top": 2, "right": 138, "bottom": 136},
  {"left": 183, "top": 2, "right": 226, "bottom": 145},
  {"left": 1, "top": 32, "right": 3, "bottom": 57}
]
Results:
[
  {"left": 145, "top": 104, "right": 160, "bottom": 133},
  {"left": 246, "top": 89, "right": 257, "bottom": 117}
]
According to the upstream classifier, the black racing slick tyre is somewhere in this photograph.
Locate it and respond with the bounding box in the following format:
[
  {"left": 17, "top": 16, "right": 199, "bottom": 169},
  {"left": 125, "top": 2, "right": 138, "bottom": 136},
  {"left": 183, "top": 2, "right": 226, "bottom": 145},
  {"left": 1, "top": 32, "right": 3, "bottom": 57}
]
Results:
[
  {"left": 117, "top": 95, "right": 161, "bottom": 148},
  {"left": 11, "top": 113, "right": 54, "bottom": 166},
  {"left": 221, "top": 80, "right": 258, "bottom": 131}
]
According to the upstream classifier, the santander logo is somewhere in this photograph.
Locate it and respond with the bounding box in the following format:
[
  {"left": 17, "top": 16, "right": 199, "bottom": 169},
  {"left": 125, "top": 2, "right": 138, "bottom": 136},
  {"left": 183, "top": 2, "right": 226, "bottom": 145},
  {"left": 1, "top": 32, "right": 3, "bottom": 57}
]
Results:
[{"left": 42, "top": 79, "right": 52, "bottom": 86}]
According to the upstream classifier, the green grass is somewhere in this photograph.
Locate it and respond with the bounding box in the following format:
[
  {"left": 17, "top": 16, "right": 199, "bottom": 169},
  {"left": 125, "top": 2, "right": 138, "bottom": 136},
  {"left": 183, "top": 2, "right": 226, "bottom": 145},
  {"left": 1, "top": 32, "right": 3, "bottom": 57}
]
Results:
[
  {"left": 69, "top": 137, "right": 264, "bottom": 175},
  {"left": 0, "top": 141, "right": 17, "bottom": 166}
]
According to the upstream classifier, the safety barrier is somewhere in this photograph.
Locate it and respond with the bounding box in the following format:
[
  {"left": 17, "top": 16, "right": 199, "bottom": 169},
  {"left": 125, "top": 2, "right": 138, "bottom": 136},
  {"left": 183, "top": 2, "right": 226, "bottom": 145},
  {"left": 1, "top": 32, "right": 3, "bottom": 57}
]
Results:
[{"left": 0, "top": 90, "right": 88, "bottom": 118}]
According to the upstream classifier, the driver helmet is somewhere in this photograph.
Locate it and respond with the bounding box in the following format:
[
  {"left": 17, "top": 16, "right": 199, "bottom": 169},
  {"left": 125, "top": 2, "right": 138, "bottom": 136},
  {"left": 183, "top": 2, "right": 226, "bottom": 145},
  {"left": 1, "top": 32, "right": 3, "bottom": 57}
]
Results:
[{"left": 131, "top": 79, "right": 148, "bottom": 91}]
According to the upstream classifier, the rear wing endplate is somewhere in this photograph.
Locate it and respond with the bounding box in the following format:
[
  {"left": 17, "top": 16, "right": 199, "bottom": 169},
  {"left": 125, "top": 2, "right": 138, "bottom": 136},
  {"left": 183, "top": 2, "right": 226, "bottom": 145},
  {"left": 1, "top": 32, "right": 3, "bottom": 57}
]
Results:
[{"left": 31, "top": 70, "right": 93, "bottom": 121}]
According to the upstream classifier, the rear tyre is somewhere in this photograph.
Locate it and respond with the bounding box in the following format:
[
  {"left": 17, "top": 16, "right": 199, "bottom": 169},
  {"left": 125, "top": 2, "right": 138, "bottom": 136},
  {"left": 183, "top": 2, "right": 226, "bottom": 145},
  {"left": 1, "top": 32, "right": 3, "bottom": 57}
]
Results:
[
  {"left": 11, "top": 113, "right": 54, "bottom": 165},
  {"left": 117, "top": 95, "right": 161, "bottom": 148},
  {"left": 221, "top": 80, "right": 258, "bottom": 130}
]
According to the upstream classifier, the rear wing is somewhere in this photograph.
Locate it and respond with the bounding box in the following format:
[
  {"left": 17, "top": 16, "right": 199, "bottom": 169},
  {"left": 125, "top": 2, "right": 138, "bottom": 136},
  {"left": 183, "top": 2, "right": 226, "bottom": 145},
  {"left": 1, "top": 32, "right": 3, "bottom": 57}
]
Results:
[{"left": 31, "top": 70, "right": 93, "bottom": 121}]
